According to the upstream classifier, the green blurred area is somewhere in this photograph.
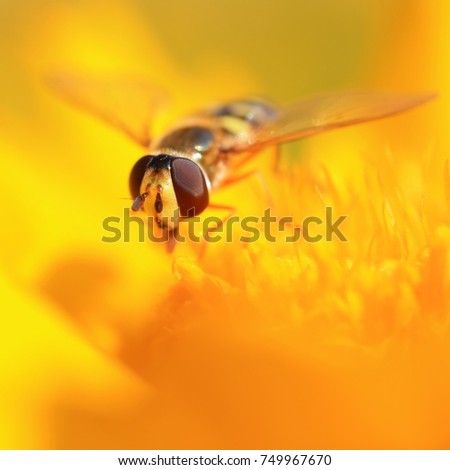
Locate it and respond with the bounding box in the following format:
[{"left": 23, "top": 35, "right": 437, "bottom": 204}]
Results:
[
  {"left": 0, "top": 0, "right": 439, "bottom": 171},
  {"left": 136, "top": 0, "right": 426, "bottom": 98},
  {"left": 0, "top": 0, "right": 433, "bottom": 106}
]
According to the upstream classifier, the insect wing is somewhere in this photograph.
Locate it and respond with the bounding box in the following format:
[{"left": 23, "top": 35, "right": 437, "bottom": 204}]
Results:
[
  {"left": 47, "top": 73, "right": 169, "bottom": 147},
  {"left": 245, "top": 92, "right": 435, "bottom": 151}
]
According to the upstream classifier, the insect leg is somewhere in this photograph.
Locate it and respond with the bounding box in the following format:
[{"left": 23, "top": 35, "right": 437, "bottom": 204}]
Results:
[
  {"left": 166, "top": 229, "right": 178, "bottom": 253},
  {"left": 204, "top": 203, "right": 237, "bottom": 232},
  {"left": 272, "top": 145, "right": 282, "bottom": 174},
  {"left": 218, "top": 169, "right": 305, "bottom": 242},
  {"left": 219, "top": 170, "right": 274, "bottom": 209},
  {"left": 196, "top": 204, "right": 237, "bottom": 258}
]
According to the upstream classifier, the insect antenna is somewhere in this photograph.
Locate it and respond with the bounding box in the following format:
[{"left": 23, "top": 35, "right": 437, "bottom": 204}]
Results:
[{"left": 131, "top": 192, "right": 149, "bottom": 211}]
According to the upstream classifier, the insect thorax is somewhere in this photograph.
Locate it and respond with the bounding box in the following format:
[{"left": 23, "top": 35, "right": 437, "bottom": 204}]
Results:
[{"left": 150, "top": 98, "right": 277, "bottom": 188}]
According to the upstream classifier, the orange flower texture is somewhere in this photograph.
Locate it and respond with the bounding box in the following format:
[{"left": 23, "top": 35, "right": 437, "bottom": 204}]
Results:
[{"left": 0, "top": 0, "right": 449, "bottom": 449}]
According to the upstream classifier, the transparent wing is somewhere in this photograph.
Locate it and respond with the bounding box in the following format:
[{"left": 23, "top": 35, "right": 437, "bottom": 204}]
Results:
[
  {"left": 243, "top": 91, "right": 435, "bottom": 152},
  {"left": 47, "top": 73, "right": 169, "bottom": 147}
]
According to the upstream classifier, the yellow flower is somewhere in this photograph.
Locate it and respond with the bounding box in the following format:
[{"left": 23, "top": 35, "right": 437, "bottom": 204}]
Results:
[{"left": 0, "top": 0, "right": 449, "bottom": 450}]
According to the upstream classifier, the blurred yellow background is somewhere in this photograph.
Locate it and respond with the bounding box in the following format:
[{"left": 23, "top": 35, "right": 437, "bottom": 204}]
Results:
[{"left": 0, "top": 0, "right": 449, "bottom": 449}]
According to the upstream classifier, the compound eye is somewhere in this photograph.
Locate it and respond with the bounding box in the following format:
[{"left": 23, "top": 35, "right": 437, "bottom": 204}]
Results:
[
  {"left": 171, "top": 158, "right": 209, "bottom": 217},
  {"left": 129, "top": 155, "right": 152, "bottom": 199}
]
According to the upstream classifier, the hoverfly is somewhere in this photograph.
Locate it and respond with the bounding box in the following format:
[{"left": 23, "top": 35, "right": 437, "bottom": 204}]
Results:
[{"left": 49, "top": 74, "right": 434, "bottom": 246}]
